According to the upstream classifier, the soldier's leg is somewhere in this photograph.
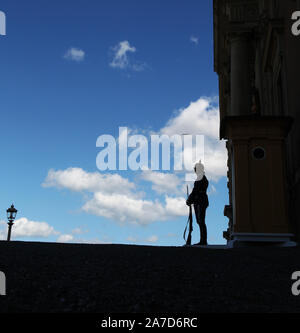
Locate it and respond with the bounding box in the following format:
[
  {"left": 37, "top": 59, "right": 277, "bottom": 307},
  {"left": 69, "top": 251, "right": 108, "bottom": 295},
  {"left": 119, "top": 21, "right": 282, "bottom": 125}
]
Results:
[
  {"left": 199, "top": 207, "right": 207, "bottom": 245},
  {"left": 194, "top": 204, "right": 200, "bottom": 242}
]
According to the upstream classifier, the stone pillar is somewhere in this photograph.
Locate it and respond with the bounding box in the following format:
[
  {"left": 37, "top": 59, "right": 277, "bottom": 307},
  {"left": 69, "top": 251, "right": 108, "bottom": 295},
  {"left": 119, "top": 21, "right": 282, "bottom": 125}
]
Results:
[
  {"left": 230, "top": 34, "right": 252, "bottom": 116},
  {"left": 223, "top": 116, "right": 295, "bottom": 247}
]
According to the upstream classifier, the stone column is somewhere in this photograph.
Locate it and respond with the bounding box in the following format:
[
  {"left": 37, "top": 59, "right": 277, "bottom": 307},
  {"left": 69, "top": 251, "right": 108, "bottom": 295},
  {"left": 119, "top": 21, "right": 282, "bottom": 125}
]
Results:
[
  {"left": 223, "top": 116, "right": 294, "bottom": 247},
  {"left": 230, "top": 33, "right": 252, "bottom": 116}
]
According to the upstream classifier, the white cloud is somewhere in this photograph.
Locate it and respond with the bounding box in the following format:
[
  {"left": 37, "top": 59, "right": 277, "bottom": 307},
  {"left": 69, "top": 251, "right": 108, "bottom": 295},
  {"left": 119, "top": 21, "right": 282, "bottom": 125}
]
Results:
[
  {"left": 43, "top": 167, "right": 136, "bottom": 196},
  {"left": 6, "top": 217, "right": 58, "bottom": 238},
  {"left": 72, "top": 237, "right": 111, "bottom": 244},
  {"left": 57, "top": 234, "right": 74, "bottom": 243},
  {"left": 64, "top": 47, "right": 85, "bottom": 62},
  {"left": 146, "top": 235, "right": 158, "bottom": 243},
  {"left": 0, "top": 221, "right": 7, "bottom": 240},
  {"left": 131, "top": 62, "right": 148, "bottom": 72},
  {"left": 127, "top": 236, "right": 139, "bottom": 242},
  {"left": 166, "top": 232, "right": 177, "bottom": 238},
  {"left": 109, "top": 40, "right": 147, "bottom": 72},
  {"left": 127, "top": 235, "right": 159, "bottom": 244},
  {"left": 190, "top": 36, "right": 199, "bottom": 45},
  {"left": 110, "top": 41, "right": 136, "bottom": 69},
  {"left": 141, "top": 171, "right": 182, "bottom": 194},
  {"left": 119, "top": 98, "right": 226, "bottom": 184},
  {"left": 208, "top": 184, "right": 217, "bottom": 195},
  {"left": 160, "top": 97, "right": 227, "bottom": 181},
  {"left": 161, "top": 98, "right": 219, "bottom": 139},
  {"left": 71, "top": 227, "right": 86, "bottom": 235},
  {"left": 82, "top": 192, "right": 187, "bottom": 225},
  {"left": 44, "top": 168, "right": 187, "bottom": 226},
  {"left": 165, "top": 196, "right": 187, "bottom": 216},
  {"left": 43, "top": 97, "right": 226, "bottom": 226}
]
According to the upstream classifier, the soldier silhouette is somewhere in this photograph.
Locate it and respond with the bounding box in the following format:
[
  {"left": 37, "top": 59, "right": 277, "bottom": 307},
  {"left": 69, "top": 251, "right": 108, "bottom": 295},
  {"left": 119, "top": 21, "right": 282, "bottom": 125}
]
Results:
[{"left": 186, "top": 160, "right": 209, "bottom": 245}]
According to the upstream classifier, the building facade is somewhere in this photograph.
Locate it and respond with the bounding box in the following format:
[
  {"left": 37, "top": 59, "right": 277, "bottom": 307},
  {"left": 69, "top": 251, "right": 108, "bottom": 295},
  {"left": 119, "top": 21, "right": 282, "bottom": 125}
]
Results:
[{"left": 213, "top": 0, "right": 300, "bottom": 245}]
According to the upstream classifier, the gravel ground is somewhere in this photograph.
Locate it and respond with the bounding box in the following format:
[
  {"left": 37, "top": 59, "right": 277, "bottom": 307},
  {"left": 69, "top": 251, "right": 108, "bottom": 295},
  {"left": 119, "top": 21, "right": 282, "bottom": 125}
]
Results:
[{"left": 0, "top": 240, "right": 300, "bottom": 313}]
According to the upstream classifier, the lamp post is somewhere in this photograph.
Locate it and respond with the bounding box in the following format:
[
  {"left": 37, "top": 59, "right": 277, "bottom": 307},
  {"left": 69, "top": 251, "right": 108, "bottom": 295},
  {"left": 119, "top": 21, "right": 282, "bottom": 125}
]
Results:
[{"left": 6, "top": 204, "right": 17, "bottom": 242}]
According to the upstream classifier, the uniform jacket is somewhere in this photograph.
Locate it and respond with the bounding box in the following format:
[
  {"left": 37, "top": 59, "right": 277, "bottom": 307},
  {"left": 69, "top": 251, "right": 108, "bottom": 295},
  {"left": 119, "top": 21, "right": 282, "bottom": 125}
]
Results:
[{"left": 187, "top": 175, "right": 209, "bottom": 208}]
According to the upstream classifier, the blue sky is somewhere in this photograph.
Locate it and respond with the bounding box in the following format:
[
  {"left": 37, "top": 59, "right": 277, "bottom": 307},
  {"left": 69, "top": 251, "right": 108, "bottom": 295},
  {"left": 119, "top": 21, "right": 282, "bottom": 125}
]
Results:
[{"left": 0, "top": 0, "right": 229, "bottom": 245}]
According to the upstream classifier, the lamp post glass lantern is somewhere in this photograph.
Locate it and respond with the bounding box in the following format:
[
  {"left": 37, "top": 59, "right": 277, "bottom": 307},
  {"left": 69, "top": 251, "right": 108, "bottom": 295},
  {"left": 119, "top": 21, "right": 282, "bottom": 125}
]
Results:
[{"left": 6, "top": 204, "right": 17, "bottom": 241}]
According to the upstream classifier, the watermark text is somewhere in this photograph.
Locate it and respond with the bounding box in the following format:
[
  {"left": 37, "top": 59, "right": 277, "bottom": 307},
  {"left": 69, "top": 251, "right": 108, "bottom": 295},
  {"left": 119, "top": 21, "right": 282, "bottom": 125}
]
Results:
[
  {"left": 292, "top": 11, "right": 300, "bottom": 36},
  {"left": 292, "top": 271, "right": 300, "bottom": 296},
  {"left": 96, "top": 127, "right": 205, "bottom": 181},
  {"left": 0, "top": 271, "right": 6, "bottom": 296},
  {"left": 0, "top": 11, "right": 6, "bottom": 36}
]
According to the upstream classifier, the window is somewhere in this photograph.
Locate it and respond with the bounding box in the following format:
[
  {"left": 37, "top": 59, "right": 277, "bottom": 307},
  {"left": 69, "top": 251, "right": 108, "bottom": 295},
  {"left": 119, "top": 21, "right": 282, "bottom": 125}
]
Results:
[{"left": 252, "top": 147, "right": 266, "bottom": 160}]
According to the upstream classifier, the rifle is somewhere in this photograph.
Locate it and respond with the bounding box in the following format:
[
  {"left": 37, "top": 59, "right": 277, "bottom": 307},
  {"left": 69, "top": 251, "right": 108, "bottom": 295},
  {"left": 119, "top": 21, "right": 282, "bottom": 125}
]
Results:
[{"left": 183, "top": 185, "right": 193, "bottom": 246}]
